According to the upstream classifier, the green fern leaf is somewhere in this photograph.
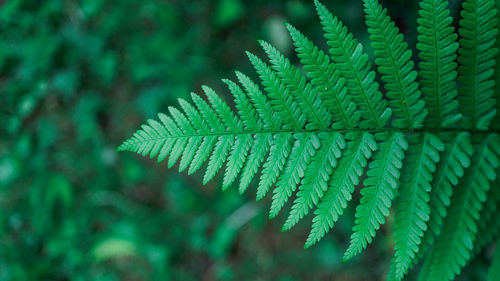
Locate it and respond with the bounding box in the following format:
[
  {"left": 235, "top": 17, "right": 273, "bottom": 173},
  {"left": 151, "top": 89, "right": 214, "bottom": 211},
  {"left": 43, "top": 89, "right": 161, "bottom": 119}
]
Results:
[
  {"left": 189, "top": 136, "right": 217, "bottom": 175},
  {"left": 203, "top": 135, "right": 235, "bottom": 185},
  {"left": 166, "top": 107, "right": 194, "bottom": 168},
  {"left": 239, "top": 133, "right": 272, "bottom": 194},
  {"left": 223, "top": 78, "right": 262, "bottom": 131},
  {"left": 286, "top": 23, "right": 361, "bottom": 129},
  {"left": 315, "top": 0, "right": 392, "bottom": 129},
  {"left": 421, "top": 134, "right": 500, "bottom": 281},
  {"left": 247, "top": 52, "right": 305, "bottom": 129},
  {"left": 179, "top": 136, "right": 203, "bottom": 172},
  {"left": 259, "top": 40, "right": 331, "bottom": 130},
  {"left": 222, "top": 134, "right": 253, "bottom": 189},
  {"left": 168, "top": 105, "right": 197, "bottom": 136},
  {"left": 363, "top": 0, "right": 427, "bottom": 129},
  {"left": 151, "top": 115, "right": 179, "bottom": 162},
  {"left": 392, "top": 133, "right": 444, "bottom": 280},
  {"left": 119, "top": 1, "right": 500, "bottom": 278},
  {"left": 177, "top": 99, "right": 209, "bottom": 171},
  {"left": 458, "top": 0, "right": 499, "bottom": 130},
  {"left": 420, "top": 132, "right": 473, "bottom": 249},
  {"left": 269, "top": 133, "right": 320, "bottom": 218},
  {"left": 234, "top": 71, "right": 281, "bottom": 130},
  {"left": 306, "top": 132, "right": 376, "bottom": 248},
  {"left": 203, "top": 85, "right": 242, "bottom": 132},
  {"left": 283, "top": 132, "right": 345, "bottom": 231},
  {"left": 344, "top": 132, "right": 408, "bottom": 260},
  {"left": 417, "top": 0, "right": 461, "bottom": 128},
  {"left": 178, "top": 98, "right": 210, "bottom": 134},
  {"left": 190, "top": 92, "right": 225, "bottom": 132},
  {"left": 256, "top": 133, "right": 293, "bottom": 201}
]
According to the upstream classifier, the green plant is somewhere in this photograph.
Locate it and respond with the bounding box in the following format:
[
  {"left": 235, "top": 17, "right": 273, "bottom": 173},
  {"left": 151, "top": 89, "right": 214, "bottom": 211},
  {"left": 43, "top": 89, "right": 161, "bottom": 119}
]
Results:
[{"left": 119, "top": 0, "right": 500, "bottom": 280}]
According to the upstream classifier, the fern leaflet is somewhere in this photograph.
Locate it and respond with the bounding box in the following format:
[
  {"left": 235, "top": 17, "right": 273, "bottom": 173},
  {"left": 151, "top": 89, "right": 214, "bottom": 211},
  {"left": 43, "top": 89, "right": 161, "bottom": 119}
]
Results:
[
  {"left": 344, "top": 132, "right": 407, "bottom": 260},
  {"left": 457, "top": 0, "right": 498, "bottom": 130},
  {"left": 364, "top": 0, "right": 427, "bottom": 129},
  {"left": 417, "top": 0, "right": 461, "bottom": 128}
]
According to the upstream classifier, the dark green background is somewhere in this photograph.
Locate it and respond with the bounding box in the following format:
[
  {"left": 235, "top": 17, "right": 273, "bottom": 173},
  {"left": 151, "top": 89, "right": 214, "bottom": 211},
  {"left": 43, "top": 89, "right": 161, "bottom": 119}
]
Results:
[{"left": 0, "top": 0, "right": 491, "bottom": 280}]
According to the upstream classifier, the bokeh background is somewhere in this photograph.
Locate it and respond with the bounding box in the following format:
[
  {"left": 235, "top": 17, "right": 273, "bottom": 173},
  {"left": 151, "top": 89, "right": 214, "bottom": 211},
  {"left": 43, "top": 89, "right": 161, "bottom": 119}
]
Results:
[{"left": 0, "top": 0, "right": 493, "bottom": 280}]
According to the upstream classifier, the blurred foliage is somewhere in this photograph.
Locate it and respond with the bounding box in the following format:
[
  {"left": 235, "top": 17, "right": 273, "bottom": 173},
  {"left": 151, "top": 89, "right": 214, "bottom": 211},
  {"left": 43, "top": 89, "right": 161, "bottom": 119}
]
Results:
[{"left": 0, "top": 0, "right": 493, "bottom": 280}]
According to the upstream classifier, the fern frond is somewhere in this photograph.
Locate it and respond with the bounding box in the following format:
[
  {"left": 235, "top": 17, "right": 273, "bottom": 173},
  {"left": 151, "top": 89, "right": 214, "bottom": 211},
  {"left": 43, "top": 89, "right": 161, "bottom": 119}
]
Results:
[
  {"left": 417, "top": 0, "right": 461, "bottom": 128},
  {"left": 363, "top": 0, "right": 427, "bottom": 129},
  {"left": 315, "top": 0, "right": 392, "bottom": 129},
  {"left": 286, "top": 24, "right": 361, "bottom": 129},
  {"left": 458, "top": 0, "right": 498, "bottom": 130},
  {"left": 421, "top": 134, "right": 500, "bottom": 281},
  {"left": 305, "top": 132, "right": 376, "bottom": 248},
  {"left": 119, "top": 1, "right": 500, "bottom": 278},
  {"left": 391, "top": 133, "right": 444, "bottom": 280},
  {"left": 344, "top": 132, "right": 408, "bottom": 260}
]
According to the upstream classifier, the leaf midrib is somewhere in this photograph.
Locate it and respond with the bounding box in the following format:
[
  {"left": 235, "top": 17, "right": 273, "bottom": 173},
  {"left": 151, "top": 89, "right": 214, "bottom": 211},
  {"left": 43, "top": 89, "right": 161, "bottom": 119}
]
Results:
[{"left": 122, "top": 128, "right": 498, "bottom": 147}]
